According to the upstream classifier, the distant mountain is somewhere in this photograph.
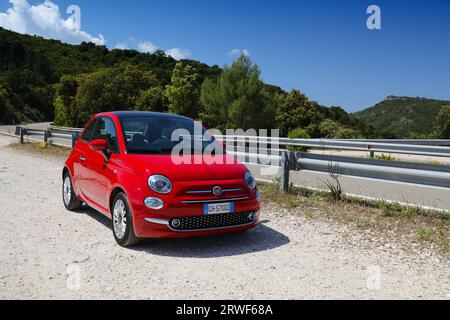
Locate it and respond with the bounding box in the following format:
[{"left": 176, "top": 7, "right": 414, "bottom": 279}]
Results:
[{"left": 353, "top": 96, "right": 450, "bottom": 138}]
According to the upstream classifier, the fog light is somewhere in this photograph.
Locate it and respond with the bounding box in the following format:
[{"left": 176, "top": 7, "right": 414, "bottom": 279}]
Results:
[
  {"left": 249, "top": 212, "right": 256, "bottom": 221},
  {"left": 256, "top": 191, "right": 261, "bottom": 202},
  {"left": 171, "top": 219, "right": 181, "bottom": 228},
  {"left": 144, "top": 197, "right": 164, "bottom": 210}
]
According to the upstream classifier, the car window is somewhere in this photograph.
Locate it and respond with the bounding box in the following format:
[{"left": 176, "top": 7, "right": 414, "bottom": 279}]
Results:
[
  {"left": 92, "top": 117, "right": 119, "bottom": 153},
  {"left": 120, "top": 116, "right": 223, "bottom": 155},
  {"left": 81, "top": 119, "right": 97, "bottom": 142}
]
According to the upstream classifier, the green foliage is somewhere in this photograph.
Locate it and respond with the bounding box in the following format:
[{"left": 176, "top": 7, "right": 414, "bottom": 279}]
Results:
[
  {"left": 200, "top": 54, "right": 276, "bottom": 130},
  {"left": 376, "top": 154, "right": 396, "bottom": 161},
  {"left": 135, "top": 87, "right": 168, "bottom": 113},
  {"left": 325, "top": 162, "right": 344, "bottom": 201},
  {"left": 166, "top": 63, "right": 201, "bottom": 119},
  {"left": 354, "top": 96, "right": 450, "bottom": 138},
  {"left": 432, "top": 105, "right": 450, "bottom": 139},
  {"left": 0, "top": 27, "right": 219, "bottom": 126},
  {"left": 276, "top": 90, "right": 320, "bottom": 136},
  {"left": 287, "top": 128, "right": 310, "bottom": 152},
  {"left": 317, "top": 119, "right": 361, "bottom": 139}
]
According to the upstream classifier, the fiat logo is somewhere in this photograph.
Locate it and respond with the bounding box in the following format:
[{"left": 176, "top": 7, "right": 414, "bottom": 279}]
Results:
[{"left": 212, "top": 186, "right": 222, "bottom": 196}]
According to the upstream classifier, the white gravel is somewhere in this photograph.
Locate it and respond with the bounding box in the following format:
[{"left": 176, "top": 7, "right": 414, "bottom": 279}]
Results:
[{"left": 0, "top": 134, "right": 449, "bottom": 300}]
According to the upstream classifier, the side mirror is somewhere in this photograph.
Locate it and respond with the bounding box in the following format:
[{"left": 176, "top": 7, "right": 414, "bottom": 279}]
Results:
[{"left": 90, "top": 139, "right": 108, "bottom": 152}]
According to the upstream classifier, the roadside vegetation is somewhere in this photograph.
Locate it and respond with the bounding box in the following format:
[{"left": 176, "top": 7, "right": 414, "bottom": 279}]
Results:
[
  {"left": 7, "top": 141, "right": 71, "bottom": 158},
  {"left": 259, "top": 181, "right": 449, "bottom": 256}
]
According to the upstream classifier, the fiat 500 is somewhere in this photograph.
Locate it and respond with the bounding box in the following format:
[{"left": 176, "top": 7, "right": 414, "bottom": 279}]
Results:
[{"left": 63, "top": 111, "right": 261, "bottom": 247}]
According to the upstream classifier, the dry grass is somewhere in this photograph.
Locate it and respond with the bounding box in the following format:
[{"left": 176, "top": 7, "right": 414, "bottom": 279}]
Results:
[
  {"left": 259, "top": 181, "right": 450, "bottom": 256},
  {"left": 7, "top": 142, "right": 71, "bottom": 158}
]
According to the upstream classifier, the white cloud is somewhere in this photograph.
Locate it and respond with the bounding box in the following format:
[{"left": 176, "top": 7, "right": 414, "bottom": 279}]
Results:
[
  {"left": 229, "top": 49, "right": 250, "bottom": 57},
  {"left": 137, "top": 40, "right": 158, "bottom": 53},
  {"left": 115, "top": 42, "right": 129, "bottom": 50},
  {"left": 165, "top": 48, "right": 191, "bottom": 60},
  {"left": 0, "top": 0, "right": 105, "bottom": 45}
]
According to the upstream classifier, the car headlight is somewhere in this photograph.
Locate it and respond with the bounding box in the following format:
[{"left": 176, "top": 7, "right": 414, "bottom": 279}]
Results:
[
  {"left": 148, "top": 175, "right": 172, "bottom": 194},
  {"left": 245, "top": 171, "right": 256, "bottom": 189}
]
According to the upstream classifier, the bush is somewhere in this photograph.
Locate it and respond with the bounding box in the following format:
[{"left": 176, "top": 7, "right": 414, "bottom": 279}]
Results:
[{"left": 287, "top": 128, "right": 310, "bottom": 152}]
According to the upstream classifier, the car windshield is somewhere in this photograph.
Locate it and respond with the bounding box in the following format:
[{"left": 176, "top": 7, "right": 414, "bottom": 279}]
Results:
[{"left": 120, "top": 116, "right": 223, "bottom": 155}]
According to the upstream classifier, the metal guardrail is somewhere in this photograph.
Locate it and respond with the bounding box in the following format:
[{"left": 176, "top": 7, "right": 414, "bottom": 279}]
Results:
[{"left": 6, "top": 125, "right": 450, "bottom": 193}]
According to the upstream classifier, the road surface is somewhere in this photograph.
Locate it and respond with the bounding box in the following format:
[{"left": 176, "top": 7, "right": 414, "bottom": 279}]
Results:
[{"left": 0, "top": 135, "right": 448, "bottom": 299}]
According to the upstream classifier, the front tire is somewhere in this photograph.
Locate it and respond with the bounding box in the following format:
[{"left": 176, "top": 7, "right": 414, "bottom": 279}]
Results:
[
  {"left": 63, "top": 172, "right": 83, "bottom": 211},
  {"left": 112, "top": 192, "right": 141, "bottom": 247}
]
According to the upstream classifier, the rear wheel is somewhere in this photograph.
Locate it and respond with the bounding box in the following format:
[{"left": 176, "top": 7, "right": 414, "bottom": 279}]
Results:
[
  {"left": 112, "top": 192, "right": 141, "bottom": 247},
  {"left": 63, "top": 172, "right": 83, "bottom": 211}
]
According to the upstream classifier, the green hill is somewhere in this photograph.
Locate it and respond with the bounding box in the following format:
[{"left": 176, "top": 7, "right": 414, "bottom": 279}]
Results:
[
  {"left": 353, "top": 96, "right": 450, "bottom": 138},
  {"left": 0, "top": 27, "right": 221, "bottom": 124},
  {"left": 0, "top": 27, "right": 381, "bottom": 138}
]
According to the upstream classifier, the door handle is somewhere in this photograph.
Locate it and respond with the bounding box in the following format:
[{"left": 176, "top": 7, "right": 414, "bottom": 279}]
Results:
[{"left": 80, "top": 156, "right": 86, "bottom": 162}]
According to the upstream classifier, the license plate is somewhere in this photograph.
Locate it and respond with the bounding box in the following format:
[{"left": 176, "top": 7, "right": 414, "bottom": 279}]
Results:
[{"left": 204, "top": 202, "right": 234, "bottom": 215}]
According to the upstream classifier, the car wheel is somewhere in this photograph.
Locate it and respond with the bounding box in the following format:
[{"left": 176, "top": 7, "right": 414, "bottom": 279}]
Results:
[
  {"left": 63, "top": 172, "right": 83, "bottom": 211},
  {"left": 112, "top": 192, "right": 141, "bottom": 247}
]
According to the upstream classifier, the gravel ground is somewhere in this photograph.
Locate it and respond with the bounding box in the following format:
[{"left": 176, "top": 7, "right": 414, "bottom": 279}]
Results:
[{"left": 0, "top": 134, "right": 449, "bottom": 300}]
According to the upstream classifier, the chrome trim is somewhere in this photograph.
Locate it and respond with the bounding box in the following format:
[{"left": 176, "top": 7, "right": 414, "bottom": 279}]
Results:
[
  {"left": 223, "top": 188, "right": 242, "bottom": 192},
  {"left": 167, "top": 220, "right": 259, "bottom": 233},
  {"left": 144, "top": 218, "right": 169, "bottom": 225},
  {"left": 185, "top": 188, "right": 242, "bottom": 195},
  {"left": 182, "top": 196, "right": 249, "bottom": 204},
  {"left": 186, "top": 190, "right": 212, "bottom": 194}
]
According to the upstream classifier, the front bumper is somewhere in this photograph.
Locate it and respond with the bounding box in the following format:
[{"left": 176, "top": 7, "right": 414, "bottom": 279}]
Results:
[
  {"left": 133, "top": 197, "right": 261, "bottom": 238},
  {"left": 145, "top": 211, "right": 260, "bottom": 232}
]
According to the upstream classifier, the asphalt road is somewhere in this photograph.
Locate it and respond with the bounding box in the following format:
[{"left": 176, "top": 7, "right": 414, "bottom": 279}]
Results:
[{"left": 248, "top": 164, "right": 450, "bottom": 212}]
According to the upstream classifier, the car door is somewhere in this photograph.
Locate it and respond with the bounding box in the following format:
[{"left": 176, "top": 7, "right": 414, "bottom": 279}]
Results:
[
  {"left": 73, "top": 118, "right": 98, "bottom": 200},
  {"left": 82, "top": 117, "right": 120, "bottom": 210}
]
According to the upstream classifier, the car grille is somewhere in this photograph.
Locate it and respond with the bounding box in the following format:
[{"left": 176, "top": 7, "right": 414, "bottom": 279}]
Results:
[{"left": 169, "top": 212, "right": 256, "bottom": 231}]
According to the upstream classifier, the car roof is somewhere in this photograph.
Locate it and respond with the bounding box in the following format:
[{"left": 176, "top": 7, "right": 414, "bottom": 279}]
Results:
[{"left": 109, "top": 111, "right": 192, "bottom": 121}]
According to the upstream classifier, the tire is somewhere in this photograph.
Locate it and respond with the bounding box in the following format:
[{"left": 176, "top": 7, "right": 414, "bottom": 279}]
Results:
[
  {"left": 111, "top": 192, "right": 141, "bottom": 247},
  {"left": 63, "top": 172, "right": 83, "bottom": 211}
]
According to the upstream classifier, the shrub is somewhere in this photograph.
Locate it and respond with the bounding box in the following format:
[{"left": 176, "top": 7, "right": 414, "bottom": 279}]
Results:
[{"left": 287, "top": 128, "right": 310, "bottom": 152}]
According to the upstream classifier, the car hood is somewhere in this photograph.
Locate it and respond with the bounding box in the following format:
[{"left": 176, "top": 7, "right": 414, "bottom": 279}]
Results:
[{"left": 123, "top": 154, "right": 248, "bottom": 182}]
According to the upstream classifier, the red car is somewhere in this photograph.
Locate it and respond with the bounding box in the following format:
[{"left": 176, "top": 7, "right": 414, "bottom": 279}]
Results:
[{"left": 62, "top": 112, "right": 261, "bottom": 247}]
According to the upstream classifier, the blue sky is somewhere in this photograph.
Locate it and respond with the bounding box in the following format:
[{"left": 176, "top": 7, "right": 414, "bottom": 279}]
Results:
[{"left": 1, "top": 0, "right": 449, "bottom": 112}]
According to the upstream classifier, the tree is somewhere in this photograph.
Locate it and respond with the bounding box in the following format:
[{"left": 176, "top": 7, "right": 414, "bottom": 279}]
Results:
[
  {"left": 433, "top": 105, "right": 450, "bottom": 138},
  {"left": 135, "top": 86, "right": 168, "bottom": 113},
  {"left": 200, "top": 54, "right": 276, "bottom": 130},
  {"left": 318, "top": 119, "right": 361, "bottom": 139},
  {"left": 54, "top": 75, "right": 78, "bottom": 126},
  {"left": 276, "top": 89, "right": 322, "bottom": 136},
  {"left": 165, "top": 63, "right": 201, "bottom": 119},
  {"left": 318, "top": 119, "right": 342, "bottom": 138},
  {"left": 74, "top": 64, "right": 160, "bottom": 125}
]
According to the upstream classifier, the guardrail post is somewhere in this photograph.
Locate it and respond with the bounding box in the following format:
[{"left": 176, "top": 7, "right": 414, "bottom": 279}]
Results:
[
  {"left": 280, "top": 151, "right": 297, "bottom": 193},
  {"left": 44, "top": 130, "right": 49, "bottom": 143},
  {"left": 71, "top": 133, "right": 79, "bottom": 149},
  {"left": 280, "top": 152, "right": 289, "bottom": 193},
  {"left": 19, "top": 127, "right": 24, "bottom": 144}
]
